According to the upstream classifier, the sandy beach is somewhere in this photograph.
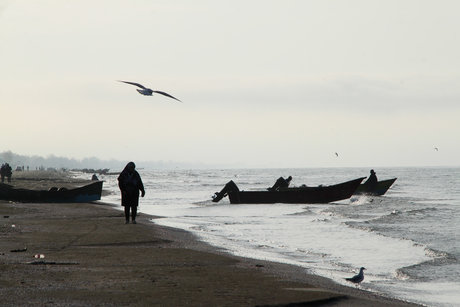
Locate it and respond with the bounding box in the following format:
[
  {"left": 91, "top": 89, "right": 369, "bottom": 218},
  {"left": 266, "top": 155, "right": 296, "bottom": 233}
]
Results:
[{"left": 0, "top": 172, "right": 420, "bottom": 306}]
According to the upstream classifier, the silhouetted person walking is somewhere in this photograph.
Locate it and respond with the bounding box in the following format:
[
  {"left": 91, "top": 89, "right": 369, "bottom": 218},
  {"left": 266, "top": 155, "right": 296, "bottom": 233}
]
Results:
[
  {"left": 118, "top": 162, "right": 145, "bottom": 224},
  {"left": 1, "top": 163, "right": 12, "bottom": 183}
]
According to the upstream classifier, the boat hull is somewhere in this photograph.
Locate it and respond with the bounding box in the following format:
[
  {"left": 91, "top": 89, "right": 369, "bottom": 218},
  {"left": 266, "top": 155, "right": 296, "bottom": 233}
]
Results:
[
  {"left": 225, "top": 177, "right": 365, "bottom": 204},
  {"left": 354, "top": 178, "right": 397, "bottom": 196},
  {"left": 0, "top": 181, "right": 103, "bottom": 203}
]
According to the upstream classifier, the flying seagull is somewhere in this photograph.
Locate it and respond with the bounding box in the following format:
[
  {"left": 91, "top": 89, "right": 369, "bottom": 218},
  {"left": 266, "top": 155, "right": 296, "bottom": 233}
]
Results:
[
  {"left": 118, "top": 80, "right": 182, "bottom": 102},
  {"left": 345, "top": 267, "right": 366, "bottom": 284},
  {"left": 434, "top": 146, "right": 439, "bottom": 151},
  {"left": 335, "top": 152, "right": 339, "bottom": 157}
]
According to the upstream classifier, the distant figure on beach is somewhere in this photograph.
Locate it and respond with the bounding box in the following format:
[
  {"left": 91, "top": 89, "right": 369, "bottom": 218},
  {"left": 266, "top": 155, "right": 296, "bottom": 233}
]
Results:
[
  {"left": 91, "top": 174, "right": 99, "bottom": 181},
  {"left": 1, "top": 163, "right": 12, "bottom": 183},
  {"left": 364, "top": 169, "right": 377, "bottom": 187},
  {"left": 268, "top": 176, "right": 292, "bottom": 191},
  {"left": 117, "top": 162, "right": 145, "bottom": 224}
]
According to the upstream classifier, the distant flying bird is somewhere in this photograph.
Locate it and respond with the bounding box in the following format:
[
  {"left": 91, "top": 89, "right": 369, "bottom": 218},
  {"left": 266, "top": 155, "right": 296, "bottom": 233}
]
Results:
[
  {"left": 345, "top": 267, "right": 366, "bottom": 284},
  {"left": 434, "top": 147, "right": 439, "bottom": 151},
  {"left": 118, "top": 80, "right": 182, "bottom": 102},
  {"left": 335, "top": 152, "right": 339, "bottom": 157}
]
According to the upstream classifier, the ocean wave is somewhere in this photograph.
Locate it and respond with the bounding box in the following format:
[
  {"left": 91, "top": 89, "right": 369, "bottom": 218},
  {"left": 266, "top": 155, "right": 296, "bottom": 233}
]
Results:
[
  {"left": 394, "top": 268, "right": 411, "bottom": 280},
  {"left": 287, "top": 209, "right": 314, "bottom": 216},
  {"left": 424, "top": 247, "right": 457, "bottom": 262},
  {"left": 405, "top": 207, "right": 438, "bottom": 215},
  {"left": 396, "top": 250, "right": 457, "bottom": 282},
  {"left": 190, "top": 225, "right": 207, "bottom": 232},
  {"left": 296, "top": 249, "right": 329, "bottom": 258},
  {"left": 349, "top": 195, "right": 373, "bottom": 205},
  {"left": 199, "top": 183, "right": 224, "bottom": 187},
  {"left": 257, "top": 244, "right": 272, "bottom": 249},
  {"left": 192, "top": 200, "right": 215, "bottom": 206},
  {"left": 312, "top": 218, "right": 331, "bottom": 223},
  {"left": 368, "top": 206, "right": 439, "bottom": 226},
  {"left": 344, "top": 221, "right": 373, "bottom": 232}
]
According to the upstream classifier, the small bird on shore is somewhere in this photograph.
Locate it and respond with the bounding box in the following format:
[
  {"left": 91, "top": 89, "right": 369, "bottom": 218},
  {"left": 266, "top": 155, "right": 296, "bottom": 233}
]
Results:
[
  {"left": 118, "top": 80, "right": 182, "bottom": 102},
  {"left": 345, "top": 267, "right": 366, "bottom": 284}
]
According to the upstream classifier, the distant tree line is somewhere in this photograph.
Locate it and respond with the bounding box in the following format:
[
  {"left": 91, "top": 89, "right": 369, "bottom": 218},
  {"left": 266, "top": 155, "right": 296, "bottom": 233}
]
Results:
[
  {"left": 0, "top": 150, "right": 125, "bottom": 172},
  {"left": 0, "top": 150, "right": 212, "bottom": 171}
]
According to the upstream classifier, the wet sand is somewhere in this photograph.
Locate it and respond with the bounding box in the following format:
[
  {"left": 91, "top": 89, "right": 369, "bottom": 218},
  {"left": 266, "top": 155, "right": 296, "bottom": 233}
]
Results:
[{"left": 0, "top": 173, "right": 420, "bottom": 306}]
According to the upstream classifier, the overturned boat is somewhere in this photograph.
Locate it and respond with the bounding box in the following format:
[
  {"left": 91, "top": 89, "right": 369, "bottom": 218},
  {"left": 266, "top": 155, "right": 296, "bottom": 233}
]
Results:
[
  {"left": 0, "top": 181, "right": 103, "bottom": 203},
  {"left": 354, "top": 178, "right": 397, "bottom": 196},
  {"left": 212, "top": 177, "right": 366, "bottom": 204}
]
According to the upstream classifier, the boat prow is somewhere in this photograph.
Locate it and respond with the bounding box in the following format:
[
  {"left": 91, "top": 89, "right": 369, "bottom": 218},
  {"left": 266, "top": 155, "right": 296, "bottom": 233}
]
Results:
[{"left": 354, "top": 178, "right": 397, "bottom": 196}]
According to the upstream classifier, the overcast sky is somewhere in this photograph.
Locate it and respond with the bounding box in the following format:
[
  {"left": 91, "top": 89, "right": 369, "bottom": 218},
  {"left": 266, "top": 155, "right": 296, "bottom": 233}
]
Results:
[{"left": 1, "top": 0, "right": 459, "bottom": 168}]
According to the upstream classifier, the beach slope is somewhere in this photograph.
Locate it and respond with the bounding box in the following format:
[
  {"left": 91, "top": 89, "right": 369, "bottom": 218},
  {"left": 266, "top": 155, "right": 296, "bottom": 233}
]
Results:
[{"left": 0, "top": 174, "right": 418, "bottom": 306}]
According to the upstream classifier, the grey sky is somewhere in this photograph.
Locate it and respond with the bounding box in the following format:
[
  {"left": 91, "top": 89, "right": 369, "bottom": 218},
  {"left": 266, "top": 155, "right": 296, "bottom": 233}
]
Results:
[{"left": 1, "top": 0, "right": 459, "bottom": 168}]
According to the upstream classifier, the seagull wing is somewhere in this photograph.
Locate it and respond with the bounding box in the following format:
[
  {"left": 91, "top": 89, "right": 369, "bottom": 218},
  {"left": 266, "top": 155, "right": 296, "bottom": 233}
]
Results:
[
  {"left": 118, "top": 80, "right": 147, "bottom": 89},
  {"left": 153, "top": 90, "right": 182, "bottom": 102}
]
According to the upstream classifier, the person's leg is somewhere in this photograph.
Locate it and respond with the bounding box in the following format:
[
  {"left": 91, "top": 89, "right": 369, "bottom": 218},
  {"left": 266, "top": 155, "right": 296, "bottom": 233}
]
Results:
[
  {"left": 124, "top": 206, "right": 130, "bottom": 224},
  {"left": 131, "top": 206, "right": 137, "bottom": 223}
]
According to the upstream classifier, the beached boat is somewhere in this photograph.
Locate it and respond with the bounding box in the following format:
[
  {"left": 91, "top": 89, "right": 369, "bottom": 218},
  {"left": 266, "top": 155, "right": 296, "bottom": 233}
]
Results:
[
  {"left": 354, "top": 178, "right": 397, "bottom": 196},
  {"left": 0, "top": 181, "right": 103, "bottom": 203},
  {"left": 212, "top": 177, "right": 366, "bottom": 204}
]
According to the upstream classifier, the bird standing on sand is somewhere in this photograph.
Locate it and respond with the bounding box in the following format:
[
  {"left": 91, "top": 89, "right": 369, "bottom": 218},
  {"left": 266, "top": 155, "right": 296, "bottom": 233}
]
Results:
[
  {"left": 345, "top": 267, "right": 366, "bottom": 284},
  {"left": 118, "top": 80, "right": 182, "bottom": 102}
]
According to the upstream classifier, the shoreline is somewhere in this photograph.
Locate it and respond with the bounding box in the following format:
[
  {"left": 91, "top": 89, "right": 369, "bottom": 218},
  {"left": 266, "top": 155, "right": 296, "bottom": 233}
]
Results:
[
  {"left": 142, "top": 208, "right": 421, "bottom": 307},
  {"left": 0, "top": 196, "right": 420, "bottom": 306}
]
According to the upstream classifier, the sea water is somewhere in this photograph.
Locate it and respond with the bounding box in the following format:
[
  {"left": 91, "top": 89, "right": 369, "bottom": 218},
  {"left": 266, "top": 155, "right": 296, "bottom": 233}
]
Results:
[{"left": 92, "top": 167, "right": 460, "bottom": 307}]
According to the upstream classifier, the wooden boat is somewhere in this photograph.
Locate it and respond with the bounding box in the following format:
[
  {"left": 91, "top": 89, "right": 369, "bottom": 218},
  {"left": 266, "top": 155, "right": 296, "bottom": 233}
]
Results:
[
  {"left": 354, "top": 178, "right": 397, "bottom": 196},
  {"left": 212, "top": 177, "right": 366, "bottom": 204},
  {"left": 0, "top": 181, "right": 103, "bottom": 203}
]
